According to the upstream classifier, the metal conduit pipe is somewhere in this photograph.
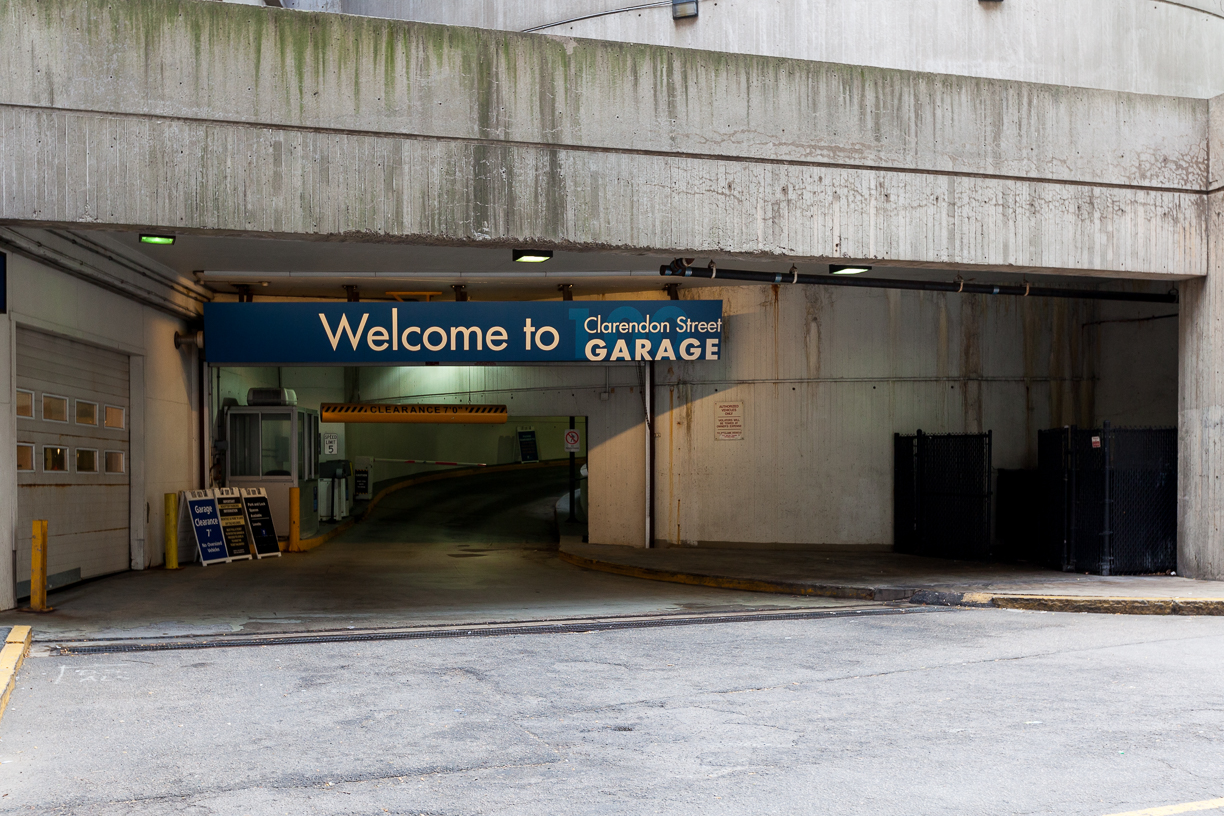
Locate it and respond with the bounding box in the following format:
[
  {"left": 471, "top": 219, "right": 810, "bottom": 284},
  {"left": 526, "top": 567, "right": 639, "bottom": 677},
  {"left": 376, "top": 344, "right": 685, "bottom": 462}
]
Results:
[{"left": 659, "top": 261, "right": 1179, "bottom": 304}]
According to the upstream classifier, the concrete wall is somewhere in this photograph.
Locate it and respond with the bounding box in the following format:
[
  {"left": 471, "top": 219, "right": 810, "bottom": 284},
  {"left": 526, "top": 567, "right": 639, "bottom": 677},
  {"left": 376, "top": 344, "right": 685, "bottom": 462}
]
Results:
[
  {"left": 0, "top": 0, "right": 1208, "bottom": 278},
  {"left": 338, "top": 0, "right": 1224, "bottom": 98},
  {"left": 1178, "top": 93, "right": 1224, "bottom": 579},
  {"left": 1093, "top": 305, "right": 1180, "bottom": 428}
]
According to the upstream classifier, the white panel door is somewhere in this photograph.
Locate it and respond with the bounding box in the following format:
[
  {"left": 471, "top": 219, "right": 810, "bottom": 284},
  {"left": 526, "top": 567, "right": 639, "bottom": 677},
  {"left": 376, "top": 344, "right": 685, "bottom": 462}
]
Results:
[{"left": 15, "top": 328, "right": 130, "bottom": 596}]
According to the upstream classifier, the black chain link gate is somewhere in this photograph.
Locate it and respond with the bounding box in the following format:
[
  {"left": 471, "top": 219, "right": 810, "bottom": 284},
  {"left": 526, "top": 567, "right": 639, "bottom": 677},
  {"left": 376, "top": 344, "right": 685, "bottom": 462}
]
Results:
[
  {"left": 1036, "top": 424, "right": 1176, "bottom": 575},
  {"left": 894, "top": 431, "right": 993, "bottom": 560}
]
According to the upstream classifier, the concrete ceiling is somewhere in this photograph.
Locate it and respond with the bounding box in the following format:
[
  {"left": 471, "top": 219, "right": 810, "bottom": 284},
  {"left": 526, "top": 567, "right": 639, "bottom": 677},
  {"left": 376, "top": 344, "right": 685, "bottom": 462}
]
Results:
[{"left": 92, "top": 228, "right": 1181, "bottom": 303}]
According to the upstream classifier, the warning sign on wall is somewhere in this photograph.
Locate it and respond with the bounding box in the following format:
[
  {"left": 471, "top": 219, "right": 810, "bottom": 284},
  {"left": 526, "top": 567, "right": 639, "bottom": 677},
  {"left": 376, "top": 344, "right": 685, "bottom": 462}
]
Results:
[{"left": 715, "top": 401, "right": 744, "bottom": 441}]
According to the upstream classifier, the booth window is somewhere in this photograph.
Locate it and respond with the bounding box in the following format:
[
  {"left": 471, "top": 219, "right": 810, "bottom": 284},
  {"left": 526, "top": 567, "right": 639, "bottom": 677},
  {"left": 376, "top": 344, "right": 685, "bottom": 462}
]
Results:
[
  {"left": 104, "top": 450, "right": 125, "bottom": 474},
  {"left": 76, "top": 400, "right": 98, "bottom": 425},
  {"left": 43, "top": 394, "right": 68, "bottom": 423},
  {"left": 309, "top": 413, "right": 319, "bottom": 478},
  {"left": 76, "top": 448, "right": 98, "bottom": 473},
  {"left": 43, "top": 445, "right": 68, "bottom": 472},
  {"left": 16, "top": 389, "right": 33, "bottom": 419},
  {"left": 261, "top": 414, "right": 292, "bottom": 476},
  {"left": 104, "top": 405, "right": 125, "bottom": 430},
  {"left": 297, "top": 412, "right": 307, "bottom": 481},
  {"left": 16, "top": 443, "right": 34, "bottom": 472},
  {"left": 229, "top": 413, "right": 260, "bottom": 477}
]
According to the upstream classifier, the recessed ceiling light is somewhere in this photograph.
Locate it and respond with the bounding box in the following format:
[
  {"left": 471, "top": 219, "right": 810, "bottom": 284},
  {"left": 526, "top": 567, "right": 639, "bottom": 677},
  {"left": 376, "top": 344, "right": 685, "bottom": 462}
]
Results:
[
  {"left": 140, "top": 234, "right": 176, "bottom": 246},
  {"left": 830, "top": 264, "right": 871, "bottom": 275},
  {"left": 514, "top": 249, "right": 553, "bottom": 263}
]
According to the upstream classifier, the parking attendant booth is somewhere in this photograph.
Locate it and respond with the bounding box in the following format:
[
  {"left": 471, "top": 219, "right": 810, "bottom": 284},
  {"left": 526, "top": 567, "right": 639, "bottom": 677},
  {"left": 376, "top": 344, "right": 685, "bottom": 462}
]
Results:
[{"left": 225, "top": 389, "right": 320, "bottom": 540}]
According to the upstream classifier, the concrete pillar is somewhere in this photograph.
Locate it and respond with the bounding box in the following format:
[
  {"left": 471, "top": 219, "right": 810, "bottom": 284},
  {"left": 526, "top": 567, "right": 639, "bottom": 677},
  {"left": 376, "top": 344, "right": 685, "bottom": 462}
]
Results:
[
  {"left": 1177, "top": 94, "right": 1224, "bottom": 579},
  {"left": 0, "top": 299, "right": 14, "bottom": 610}
]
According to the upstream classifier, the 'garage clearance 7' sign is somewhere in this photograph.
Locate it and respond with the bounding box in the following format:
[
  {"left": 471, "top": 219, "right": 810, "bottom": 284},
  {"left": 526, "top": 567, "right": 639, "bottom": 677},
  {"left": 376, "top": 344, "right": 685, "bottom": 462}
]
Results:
[{"left": 203, "top": 301, "right": 723, "bottom": 365}]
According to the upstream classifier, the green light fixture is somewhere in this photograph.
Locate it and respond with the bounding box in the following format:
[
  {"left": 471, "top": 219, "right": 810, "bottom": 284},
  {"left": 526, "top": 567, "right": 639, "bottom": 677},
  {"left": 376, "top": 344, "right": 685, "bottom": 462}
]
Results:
[
  {"left": 140, "top": 234, "right": 176, "bottom": 246},
  {"left": 514, "top": 249, "right": 553, "bottom": 263},
  {"left": 830, "top": 264, "right": 871, "bottom": 275}
]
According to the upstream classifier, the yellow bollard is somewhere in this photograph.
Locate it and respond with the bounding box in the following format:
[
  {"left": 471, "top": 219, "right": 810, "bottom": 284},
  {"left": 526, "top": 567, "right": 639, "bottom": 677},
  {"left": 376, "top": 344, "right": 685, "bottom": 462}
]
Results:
[
  {"left": 164, "top": 493, "right": 180, "bottom": 570},
  {"left": 288, "top": 487, "right": 301, "bottom": 552},
  {"left": 30, "top": 519, "right": 51, "bottom": 613}
]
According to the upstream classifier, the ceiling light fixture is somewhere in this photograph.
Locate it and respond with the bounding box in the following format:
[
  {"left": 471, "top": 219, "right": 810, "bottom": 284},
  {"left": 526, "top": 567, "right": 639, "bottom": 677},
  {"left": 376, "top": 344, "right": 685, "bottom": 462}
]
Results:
[
  {"left": 830, "top": 264, "right": 871, "bottom": 275},
  {"left": 672, "top": 0, "right": 698, "bottom": 19},
  {"left": 139, "top": 234, "right": 176, "bottom": 246},
  {"left": 513, "top": 249, "right": 553, "bottom": 263}
]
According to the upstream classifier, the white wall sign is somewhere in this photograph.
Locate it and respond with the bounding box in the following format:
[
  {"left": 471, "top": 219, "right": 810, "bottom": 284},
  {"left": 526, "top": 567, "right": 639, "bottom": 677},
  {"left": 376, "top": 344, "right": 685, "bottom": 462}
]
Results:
[
  {"left": 564, "top": 429, "right": 581, "bottom": 452},
  {"left": 715, "top": 401, "right": 744, "bottom": 441},
  {"left": 322, "top": 432, "right": 340, "bottom": 455}
]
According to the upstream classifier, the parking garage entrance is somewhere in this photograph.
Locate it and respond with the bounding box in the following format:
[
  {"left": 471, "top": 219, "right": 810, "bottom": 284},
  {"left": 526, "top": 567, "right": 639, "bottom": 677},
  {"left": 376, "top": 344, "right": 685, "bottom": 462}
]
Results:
[{"left": 196, "top": 298, "right": 724, "bottom": 564}]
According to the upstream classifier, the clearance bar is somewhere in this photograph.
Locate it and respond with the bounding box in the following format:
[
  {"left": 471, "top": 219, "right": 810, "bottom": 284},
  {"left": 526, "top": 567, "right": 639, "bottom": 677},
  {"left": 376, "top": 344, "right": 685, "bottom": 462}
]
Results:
[{"left": 320, "top": 403, "right": 508, "bottom": 424}]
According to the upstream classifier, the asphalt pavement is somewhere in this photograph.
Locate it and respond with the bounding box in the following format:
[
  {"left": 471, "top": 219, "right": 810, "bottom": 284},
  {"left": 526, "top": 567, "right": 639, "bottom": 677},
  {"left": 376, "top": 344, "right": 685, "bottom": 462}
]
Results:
[
  {"left": 0, "top": 467, "right": 846, "bottom": 642},
  {"left": 3, "top": 607, "right": 1223, "bottom": 815}
]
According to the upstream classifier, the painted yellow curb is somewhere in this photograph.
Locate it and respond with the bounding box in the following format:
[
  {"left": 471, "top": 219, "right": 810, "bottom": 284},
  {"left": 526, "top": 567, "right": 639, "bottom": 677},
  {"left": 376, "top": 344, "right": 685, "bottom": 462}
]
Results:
[
  {"left": 288, "top": 517, "right": 355, "bottom": 553},
  {"left": 1100, "top": 796, "right": 1224, "bottom": 815},
  {"left": 558, "top": 551, "right": 890, "bottom": 601},
  {"left": 0, "top": 626, "right": 33, "bottom": 722},
  {"left": 910, "top": 589, "right": 1224, "bottom": 616},
  {"left": 989, "top": 595, "right": 1224, "bottom": 616}
]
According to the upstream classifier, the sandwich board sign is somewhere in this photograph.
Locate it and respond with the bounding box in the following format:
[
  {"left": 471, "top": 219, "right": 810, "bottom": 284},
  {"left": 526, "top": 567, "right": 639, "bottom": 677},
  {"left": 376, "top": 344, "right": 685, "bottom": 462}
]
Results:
[
  {"left": 517, "top": 429, "right": 539, "bottom": 463},
  {"left": 240, "top": 487, "right": 282, "bottom": 558},
  {"left": 213, "top": 488, "right": 253, "bottom": 561},
  {"left": 183, "top": 489, "right": 229, "bottom": 565}
]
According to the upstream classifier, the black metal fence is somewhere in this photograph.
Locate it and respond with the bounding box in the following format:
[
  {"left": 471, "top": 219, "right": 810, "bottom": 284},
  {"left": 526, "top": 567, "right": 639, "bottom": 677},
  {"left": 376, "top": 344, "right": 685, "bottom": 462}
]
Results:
[
  {"left": 1036, "top": 424, "right": 1176, "bottom": 575},
  {"left": 894, "top": 431, "right": 993, "bottom": 560}
]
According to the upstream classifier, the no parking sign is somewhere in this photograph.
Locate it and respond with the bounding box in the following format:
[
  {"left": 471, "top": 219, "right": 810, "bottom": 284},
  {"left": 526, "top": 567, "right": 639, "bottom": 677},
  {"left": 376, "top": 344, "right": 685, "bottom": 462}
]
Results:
[{"left": 564, "top": 429, "right": 581, "bottom": 453}]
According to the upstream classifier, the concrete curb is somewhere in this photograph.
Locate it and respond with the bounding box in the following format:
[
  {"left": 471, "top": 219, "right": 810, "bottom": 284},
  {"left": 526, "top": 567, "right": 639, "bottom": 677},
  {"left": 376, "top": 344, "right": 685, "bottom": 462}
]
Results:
[
  {"left": 559, "top": 554, "right": 1224, "bottom": 616},
  {"left": 557, "top": 551, "right": 912, "bottom": 601},
  {"left": 909, "top": 590, "right": 1224, "bottom": 615},
  {"left": 0, "top": 626, "right": 32, "bottom": 722}
]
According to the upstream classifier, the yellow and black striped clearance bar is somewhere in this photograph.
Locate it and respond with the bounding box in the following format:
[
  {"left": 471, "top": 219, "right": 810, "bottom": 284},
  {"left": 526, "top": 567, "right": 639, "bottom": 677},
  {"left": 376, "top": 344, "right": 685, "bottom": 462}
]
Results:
[{"left": 320, "top": 403, "right": 508, "bottom": 424}]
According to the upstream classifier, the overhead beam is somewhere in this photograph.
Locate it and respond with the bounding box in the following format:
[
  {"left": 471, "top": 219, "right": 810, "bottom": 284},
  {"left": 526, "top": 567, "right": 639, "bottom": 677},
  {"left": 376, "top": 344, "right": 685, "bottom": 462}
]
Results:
[{"left": 0, "top": 0, "right": 1210, "bottom": 278}]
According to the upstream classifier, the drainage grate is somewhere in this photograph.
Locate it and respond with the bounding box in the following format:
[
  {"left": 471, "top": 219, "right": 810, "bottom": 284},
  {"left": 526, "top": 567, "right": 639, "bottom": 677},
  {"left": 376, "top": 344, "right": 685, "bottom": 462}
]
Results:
[{"left": 53, "top": 606, "right": 942, "bottom": 655}]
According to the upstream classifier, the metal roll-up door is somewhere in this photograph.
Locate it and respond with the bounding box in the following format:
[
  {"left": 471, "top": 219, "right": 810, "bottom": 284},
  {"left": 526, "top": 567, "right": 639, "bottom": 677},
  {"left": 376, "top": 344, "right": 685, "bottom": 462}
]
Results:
[{"left": 15, "top": 328, "right": 130, "bottom": 597}]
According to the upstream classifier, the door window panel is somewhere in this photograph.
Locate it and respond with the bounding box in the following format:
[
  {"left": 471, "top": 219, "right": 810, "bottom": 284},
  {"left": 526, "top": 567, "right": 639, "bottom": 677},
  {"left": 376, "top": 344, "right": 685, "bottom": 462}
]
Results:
[
  {"left": 76, "top": 401, "right": 98, "bottom": 425},
  {"left": 76, "top": 449, "right": 98, "bottom": 473},
  {"left": 16, "top": 390, "right": 33, "bottom": 419},
  {"left": 104, "top": 405, "right": 126, "bottom": 429},
  {"left": 43, "top": 395, "right": 68, "bottom": 423},
  {"left": 43, "top": 446, "right": 68, "bottom": 471}
]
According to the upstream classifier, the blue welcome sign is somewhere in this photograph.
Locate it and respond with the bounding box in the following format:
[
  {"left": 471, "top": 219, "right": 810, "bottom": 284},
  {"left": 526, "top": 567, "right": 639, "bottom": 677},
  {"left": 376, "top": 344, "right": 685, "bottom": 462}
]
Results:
[
  {"left": 203, "top": 301, "right": 723, "bottom": 365},
  {"left": 183, "top": 490, "right": 229, "bottom": 565}
]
